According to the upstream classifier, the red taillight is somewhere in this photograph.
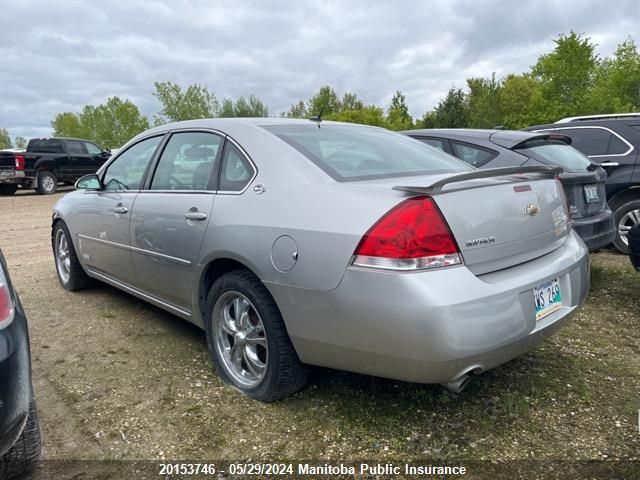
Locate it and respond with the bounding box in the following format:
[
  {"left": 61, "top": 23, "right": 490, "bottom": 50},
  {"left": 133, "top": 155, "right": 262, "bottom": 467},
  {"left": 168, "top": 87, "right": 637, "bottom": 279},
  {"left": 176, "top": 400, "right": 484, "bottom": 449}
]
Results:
[
  {"left": 14, "top": 155, "right": 25, "bottom": 171},
  {"left": 0, "top": 269, "right": 14, "bottom": 329},
  {"left": 353, "top": 196, "right": 462, "bottom": 270}
]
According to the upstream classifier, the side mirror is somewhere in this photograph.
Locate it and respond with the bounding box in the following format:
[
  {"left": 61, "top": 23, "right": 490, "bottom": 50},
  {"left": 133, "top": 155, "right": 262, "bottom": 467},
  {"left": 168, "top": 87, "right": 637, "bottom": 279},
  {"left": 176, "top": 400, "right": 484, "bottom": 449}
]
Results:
[
  {"left": 75, "top": 174, "right": 101, "bottom": 190},
  {"left": 100, "top": 150, "right": 111, "bottom": 157}
]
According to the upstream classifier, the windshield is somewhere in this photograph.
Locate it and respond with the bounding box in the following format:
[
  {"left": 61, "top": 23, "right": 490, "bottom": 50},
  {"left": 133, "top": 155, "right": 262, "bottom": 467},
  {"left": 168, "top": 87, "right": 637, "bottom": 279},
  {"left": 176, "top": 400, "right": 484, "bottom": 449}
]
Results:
[
  {"left": 517, "top": 141, "right": 592, "bottom": 172},
  {"left": 262, "top": 124, "right": 471, "bottom": 181}
]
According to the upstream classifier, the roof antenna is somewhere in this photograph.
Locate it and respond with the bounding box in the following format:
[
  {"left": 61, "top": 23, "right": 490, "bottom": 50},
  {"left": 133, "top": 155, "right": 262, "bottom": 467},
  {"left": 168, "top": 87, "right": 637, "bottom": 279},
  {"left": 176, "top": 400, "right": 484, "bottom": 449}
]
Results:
[{"left": 309, "top": 108, "right": 323, "bottom": 127}]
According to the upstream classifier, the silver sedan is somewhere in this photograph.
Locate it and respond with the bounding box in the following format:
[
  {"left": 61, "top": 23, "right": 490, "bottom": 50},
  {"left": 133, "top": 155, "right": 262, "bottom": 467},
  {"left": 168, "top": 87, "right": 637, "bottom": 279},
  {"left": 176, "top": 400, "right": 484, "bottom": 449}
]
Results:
[{"left": 51, "top": 118, "right": 589, "bottom": 401}]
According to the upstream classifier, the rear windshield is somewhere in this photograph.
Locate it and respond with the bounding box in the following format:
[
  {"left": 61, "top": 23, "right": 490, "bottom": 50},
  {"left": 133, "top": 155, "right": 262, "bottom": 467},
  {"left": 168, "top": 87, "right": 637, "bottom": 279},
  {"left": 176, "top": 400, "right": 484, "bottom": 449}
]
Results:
[
  {"left": 262, "top": 124, "right": 470, "bottom": 181},
  {"left": 517, "top": 141, "right": 592, "bottom": 172}
]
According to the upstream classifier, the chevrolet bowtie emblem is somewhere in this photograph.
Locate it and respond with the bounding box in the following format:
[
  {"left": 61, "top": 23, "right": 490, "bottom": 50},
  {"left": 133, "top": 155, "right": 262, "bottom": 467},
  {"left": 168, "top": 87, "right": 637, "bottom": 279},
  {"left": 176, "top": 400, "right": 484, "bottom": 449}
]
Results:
[{"left": 525, "top": 203, "right": 540, "bottom": 216}]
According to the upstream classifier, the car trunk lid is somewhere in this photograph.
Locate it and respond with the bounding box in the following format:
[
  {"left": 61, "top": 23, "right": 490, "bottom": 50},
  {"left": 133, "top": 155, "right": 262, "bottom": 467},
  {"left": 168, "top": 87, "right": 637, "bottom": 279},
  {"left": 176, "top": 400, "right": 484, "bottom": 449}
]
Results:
[{"left": 394, "top": 167, "right": 570, "bottom": 275}]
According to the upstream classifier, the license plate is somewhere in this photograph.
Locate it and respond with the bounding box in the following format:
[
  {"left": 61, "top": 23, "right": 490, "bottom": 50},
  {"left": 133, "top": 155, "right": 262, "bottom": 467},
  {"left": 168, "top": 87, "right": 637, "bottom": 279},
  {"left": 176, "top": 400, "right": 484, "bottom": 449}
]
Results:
[
  {"left": 584, "top": 184, "right": 599, "bottom": 203},
  {"left": 534, "top": 278, "right": 562, "bottom": 320},
  {"left": 0, "top": 170, "right": 13, "bottom": 179}
]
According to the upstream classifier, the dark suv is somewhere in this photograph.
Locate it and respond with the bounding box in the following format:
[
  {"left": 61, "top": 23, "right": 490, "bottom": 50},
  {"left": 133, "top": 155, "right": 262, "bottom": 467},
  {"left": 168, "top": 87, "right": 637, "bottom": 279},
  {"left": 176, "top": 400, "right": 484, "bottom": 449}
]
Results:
[
  {"left": 404, "top": 129, "right": 615, "bottom": 252},
  {"left": 524, "top": 113, "right": 640, "bottom": 253}
]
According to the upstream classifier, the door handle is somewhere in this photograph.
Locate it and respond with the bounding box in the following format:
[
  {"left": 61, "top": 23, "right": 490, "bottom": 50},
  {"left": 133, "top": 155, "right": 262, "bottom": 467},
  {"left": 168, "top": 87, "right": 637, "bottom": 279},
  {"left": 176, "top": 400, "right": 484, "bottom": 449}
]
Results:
[
  {"left": 184, "top": 211, "right": 207, "bottom": 221},
  {"left": 599, "top": 162, "right": 620, "bottom": 167},
  {"left": 113, "top": 206, "right": 128, "bottom": 214}
]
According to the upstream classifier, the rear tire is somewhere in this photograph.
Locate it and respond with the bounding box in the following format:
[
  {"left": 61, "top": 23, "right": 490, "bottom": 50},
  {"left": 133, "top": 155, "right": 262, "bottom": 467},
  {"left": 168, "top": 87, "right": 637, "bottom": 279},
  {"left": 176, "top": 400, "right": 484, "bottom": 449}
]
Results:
[
  {"left": 0, "top": 185, "right": 17, "bottom": 195},
  {"left": 612, "top": 199, "right": 640, "bottom": 254},
  {"left": 0, "top": 399, "right": 41, "bottom": 480},
  {"left": 204, "top": 269, "right": 309, "bottom": 402},
  {"left": 36, "top": 170, "right": 57, "bottom": 194},
  {"left": 53, "top": 222, "right": 95, "bottom": 291}
]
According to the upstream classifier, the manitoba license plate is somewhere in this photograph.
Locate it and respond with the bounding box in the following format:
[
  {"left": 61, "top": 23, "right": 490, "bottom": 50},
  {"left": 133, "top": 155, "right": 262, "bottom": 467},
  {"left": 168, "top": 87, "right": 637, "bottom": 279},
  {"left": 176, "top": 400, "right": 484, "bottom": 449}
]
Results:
[
  {"left": 584, "top": 184, "right": 599, "bottom": 203},
  {"left": 534, "top": 278, "right": 562, "bottom": 320}
]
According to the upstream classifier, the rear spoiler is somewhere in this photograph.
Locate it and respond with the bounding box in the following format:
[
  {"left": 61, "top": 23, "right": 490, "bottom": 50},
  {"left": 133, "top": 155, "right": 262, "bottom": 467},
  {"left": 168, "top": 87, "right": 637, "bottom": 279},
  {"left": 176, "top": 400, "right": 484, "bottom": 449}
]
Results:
[{"left": 393, "top": 165, "right": 562, "bottom": 195}]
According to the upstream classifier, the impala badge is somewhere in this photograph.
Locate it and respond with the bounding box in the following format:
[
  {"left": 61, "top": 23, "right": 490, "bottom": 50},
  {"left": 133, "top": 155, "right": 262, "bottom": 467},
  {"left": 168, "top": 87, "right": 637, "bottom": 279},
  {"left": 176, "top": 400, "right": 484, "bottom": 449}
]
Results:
[
  {"left": 525, "top": 203, "right": 540, "bottom": 216},
  {"left": 465, "top": 236, "right": 495, "bottom": 247}
]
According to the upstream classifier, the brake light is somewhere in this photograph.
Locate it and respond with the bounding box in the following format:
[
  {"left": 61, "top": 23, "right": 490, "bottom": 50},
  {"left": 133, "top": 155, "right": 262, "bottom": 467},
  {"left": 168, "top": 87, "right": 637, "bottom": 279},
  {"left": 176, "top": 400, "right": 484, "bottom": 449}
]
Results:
[
  {"left": 353, "top": 196, "right": 462, "bottom": 270},
  {"left": 14, "top": 155, "right": 25, "bottom": 171},
  {"left": 0, "top": 268, "right": 14, "bottom": 330}
]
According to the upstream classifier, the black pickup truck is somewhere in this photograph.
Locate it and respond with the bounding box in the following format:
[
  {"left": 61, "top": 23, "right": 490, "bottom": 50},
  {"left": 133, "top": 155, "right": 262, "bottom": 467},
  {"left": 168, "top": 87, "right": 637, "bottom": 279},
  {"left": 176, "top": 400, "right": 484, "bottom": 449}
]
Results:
[{"left": 0, "top": 138, "right": 111, "bottom": 195}]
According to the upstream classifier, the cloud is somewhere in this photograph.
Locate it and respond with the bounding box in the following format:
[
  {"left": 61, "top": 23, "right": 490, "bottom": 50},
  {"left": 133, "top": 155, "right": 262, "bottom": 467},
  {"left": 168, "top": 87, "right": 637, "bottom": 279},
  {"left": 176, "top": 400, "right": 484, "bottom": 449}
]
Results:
[{"left": 1, "top": 0, "right": 638, "bottom": 140}]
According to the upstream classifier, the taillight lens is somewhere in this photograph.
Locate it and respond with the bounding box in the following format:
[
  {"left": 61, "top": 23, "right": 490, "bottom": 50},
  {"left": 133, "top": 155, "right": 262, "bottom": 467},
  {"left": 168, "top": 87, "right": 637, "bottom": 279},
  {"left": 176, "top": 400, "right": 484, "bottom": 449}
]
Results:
[
  {"left": 0, "top": 267, "right": 14, "bottom": 330},
  {"left": 353, "top": 196, "right": 462, "bottom": 270},
  {"left": 15, "top": 155, "right": 25, "bottom": 171}
]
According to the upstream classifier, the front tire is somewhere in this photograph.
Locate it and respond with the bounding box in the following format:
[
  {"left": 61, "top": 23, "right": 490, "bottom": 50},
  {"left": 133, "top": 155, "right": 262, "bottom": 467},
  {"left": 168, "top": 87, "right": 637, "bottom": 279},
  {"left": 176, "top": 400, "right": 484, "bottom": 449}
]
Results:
[
  {"left": 613, "top": 199, "right": 640, "bottom": 254},
  {"left": 0, "top": 399, "right": 41, "bottom": 480},
  {"left": 205, "top": 270, "right": 309, "bottom": 402},
  {"left": 53, "top": 222, "right": 94, "bottom": 291},
  {"left": 36, "top": 170, "right": 57, "bottom": 194}
]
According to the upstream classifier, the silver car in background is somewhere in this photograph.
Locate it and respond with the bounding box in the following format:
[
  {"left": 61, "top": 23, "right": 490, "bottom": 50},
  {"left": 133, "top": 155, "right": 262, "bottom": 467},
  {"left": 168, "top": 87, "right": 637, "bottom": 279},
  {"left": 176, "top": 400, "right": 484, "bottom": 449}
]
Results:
[{"left": 51, "top": 119, "right": 589, "bottom": 401}]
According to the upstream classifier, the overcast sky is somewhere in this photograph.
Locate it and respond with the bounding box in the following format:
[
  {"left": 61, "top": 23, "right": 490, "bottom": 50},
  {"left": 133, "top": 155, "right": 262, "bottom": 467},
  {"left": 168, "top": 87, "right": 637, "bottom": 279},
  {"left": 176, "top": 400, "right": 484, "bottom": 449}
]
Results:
[{"left": 1, "top": 0, "right": 639, "bottom": 141}]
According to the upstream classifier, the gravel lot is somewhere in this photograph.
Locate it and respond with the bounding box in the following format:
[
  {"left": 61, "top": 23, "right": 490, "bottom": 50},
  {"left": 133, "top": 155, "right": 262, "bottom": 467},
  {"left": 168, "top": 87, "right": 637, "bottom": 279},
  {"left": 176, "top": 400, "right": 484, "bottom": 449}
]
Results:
[{"left": 2, "top": 188, "right": 639, "bottom": 477}]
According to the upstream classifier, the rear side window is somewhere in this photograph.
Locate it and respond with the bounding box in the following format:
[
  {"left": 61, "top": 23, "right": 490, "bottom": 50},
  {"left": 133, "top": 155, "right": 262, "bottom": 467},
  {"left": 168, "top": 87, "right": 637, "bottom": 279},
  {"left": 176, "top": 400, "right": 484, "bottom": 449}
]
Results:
[
  {"left": 262, "top": 124, "right": 470, "bottom": 181},
  {"left": 219, "top": 143, "right": 255, "bottom": 192},
  {"left": 558, "top": 127, "right": 629, "bottom": 156},
  {"left": 67, "top": 140, "right": 87, "bottom": 154},
  {"left": 450, "top": 141, "right": 496, "bottom": 167},
  {"left": 416, "top": 137, "right": 447, "bottom": 152},
  {"left": 28, "top": 139, "right": 64, "bottom": 153},
  {"left": 516, "top": 141, "right": 592, "bottom": 172}
]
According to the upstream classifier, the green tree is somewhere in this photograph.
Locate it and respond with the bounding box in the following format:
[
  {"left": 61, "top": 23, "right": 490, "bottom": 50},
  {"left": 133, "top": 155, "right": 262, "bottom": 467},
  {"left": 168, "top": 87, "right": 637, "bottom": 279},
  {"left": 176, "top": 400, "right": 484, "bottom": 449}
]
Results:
[
  {"left": 0, "top": 129, "right": 13, "bottom": 149},
  {"left": 52, "top": 97, "right": 149, "bottom": 148},
  {"left": 285, "top": 100, "right": 308, "bottom": 118},
  {"left": 307, "top": 85, "right": 341, "bottom": 116},
  {"left": 153, "top": 81, "right": 219, "bottom": 123},
  {"left": 590, "top": 37, "right": 640, "bottom": 112},
  {"left": 340, "top": 92, "right": 364, "bottom": 111},
  {"left": 532, "top": 31, "right": 598, "bottom": 118},
  {"left": 385, "top": 91, "right": 413, "bottom": 130},
  {"left": 420, "top": 88, "right": 469, "bottom": 128},
  {"left": 327, "top": 105, "right": 386, "bottom": 127},
  {"left": 466, "top": 74, "right": 501, "bottom": 128},
  {"left": 14, "top": 136, "right": 27, "bottom": 149}
]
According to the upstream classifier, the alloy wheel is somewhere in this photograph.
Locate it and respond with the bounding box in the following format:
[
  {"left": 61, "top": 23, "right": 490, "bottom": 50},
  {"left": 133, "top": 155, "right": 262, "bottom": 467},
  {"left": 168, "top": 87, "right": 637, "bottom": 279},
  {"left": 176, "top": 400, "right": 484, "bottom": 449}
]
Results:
[
  {"left": 41, "top": 175, "right": 55, "bottom": 193},
  {"left": 212, "top": 291, "right": 268, "bottom": 388},
  {"left": 618, "top": 209, "right": 640, "bottom": 247},
  {"left": 55, "top": 229, "right": 71, "bottom": 283}
]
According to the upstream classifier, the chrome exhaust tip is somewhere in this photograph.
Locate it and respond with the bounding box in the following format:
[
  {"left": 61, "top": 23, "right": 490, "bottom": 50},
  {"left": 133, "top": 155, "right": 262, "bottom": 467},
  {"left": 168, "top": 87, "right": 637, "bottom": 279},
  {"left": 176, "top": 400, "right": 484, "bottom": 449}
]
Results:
[{"left": 443, "top": 374, "right": 471, "bottom": 394}]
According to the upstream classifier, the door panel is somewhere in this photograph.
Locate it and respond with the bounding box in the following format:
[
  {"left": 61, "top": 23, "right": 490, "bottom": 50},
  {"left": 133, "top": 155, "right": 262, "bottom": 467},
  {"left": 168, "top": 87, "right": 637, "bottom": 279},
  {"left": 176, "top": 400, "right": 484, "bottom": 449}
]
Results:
[
  {"left": 74, "top": 191, "right": 138, "bottom": 284},
  {"left": 130, "top": 193, "right": 214, "bottom": 309}
]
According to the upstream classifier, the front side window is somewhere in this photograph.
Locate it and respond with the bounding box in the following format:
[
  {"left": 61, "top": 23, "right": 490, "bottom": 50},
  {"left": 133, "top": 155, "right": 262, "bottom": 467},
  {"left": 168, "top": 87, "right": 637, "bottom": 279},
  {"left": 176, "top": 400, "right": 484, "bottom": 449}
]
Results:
[
  {"left": 219, "top": 143, "right": 254, "bottom": 192},
  {"left": 67, "top": 140, "right": 87, "bottom": 155},
  {"left": 150, "top": 132, "right": 222, "bottom": 190},
  {"left": 450, "top": 141, "right": 496, "bottom": 167},
  {"left": 263, "top": 124, "right": 469, "bottom": 181},
  {"left": 103, "top": 136, "right": 162, "bottom": 191},
  {"left": 84, "top": 142, "right": 102, "bottom": 155}
]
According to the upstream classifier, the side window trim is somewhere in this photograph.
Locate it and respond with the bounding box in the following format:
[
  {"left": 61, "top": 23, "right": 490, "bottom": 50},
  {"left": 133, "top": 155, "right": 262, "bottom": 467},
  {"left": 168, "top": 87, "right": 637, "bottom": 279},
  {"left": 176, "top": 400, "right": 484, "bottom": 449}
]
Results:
[
  {"left": 532, "top": 126, "right": 634, "bottom": 158},
  {"left": 216, "top": 136, "right": 258, "bottom": 195},
  {"left": 142, "top": 129, "right": 225, "bottom": 193},
  {"left": 449, "top": 139, "right": 498, "bottom": 167},
  {"left": 100, "top": 134, "right": 166, "bottom": 192}
]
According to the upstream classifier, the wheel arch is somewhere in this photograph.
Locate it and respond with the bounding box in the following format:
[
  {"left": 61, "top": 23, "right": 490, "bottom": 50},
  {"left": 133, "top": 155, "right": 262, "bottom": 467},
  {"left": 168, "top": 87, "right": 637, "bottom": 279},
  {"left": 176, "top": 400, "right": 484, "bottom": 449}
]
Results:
[
  {"left": 608, "top": 186, "right": 640, "bottom": 211},
  {"left": 197, "top": 255, "right": 268, "bottom": 324}
]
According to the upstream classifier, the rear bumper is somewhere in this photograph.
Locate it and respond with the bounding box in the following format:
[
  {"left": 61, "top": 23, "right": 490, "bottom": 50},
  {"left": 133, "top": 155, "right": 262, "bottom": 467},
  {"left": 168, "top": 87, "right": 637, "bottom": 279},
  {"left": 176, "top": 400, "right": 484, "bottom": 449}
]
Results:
[
  {"left": 267, "top": 230, "right": 589, "bottom": 384},
  {"left": 0, "top": 171, "right": 25, "bottom": 185},
  {"left": 571, "top": 207, "right": 615, "bottom": 251}
]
